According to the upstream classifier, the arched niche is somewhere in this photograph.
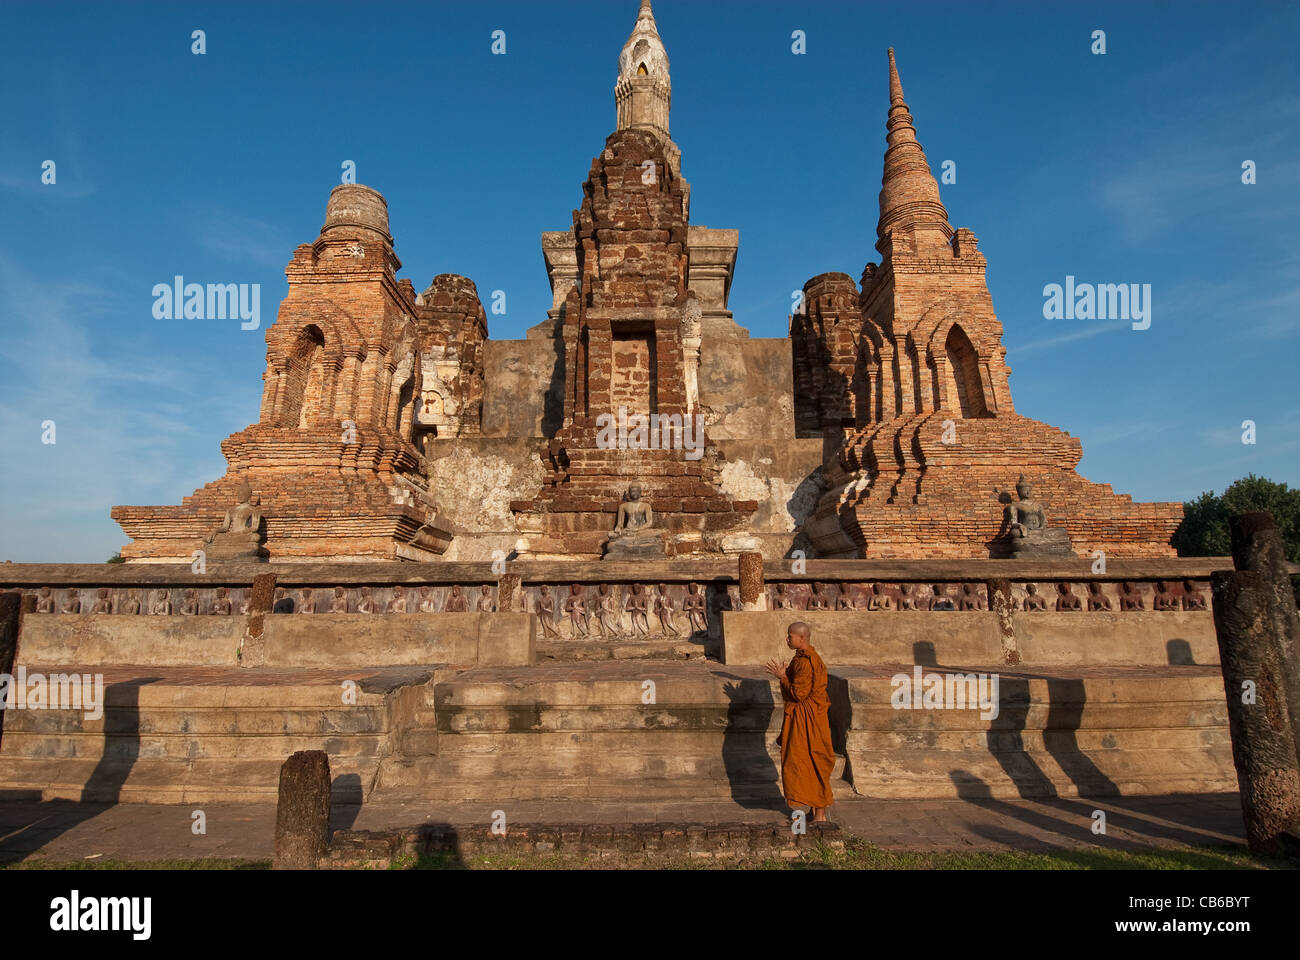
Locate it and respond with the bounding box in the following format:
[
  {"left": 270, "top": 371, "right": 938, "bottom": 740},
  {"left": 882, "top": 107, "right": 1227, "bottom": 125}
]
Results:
[
  {"left": 280, "top": 325, "right": 327, "bottom": 428},
  {"left": 942, "top": 324, "right": 988, "bottom": 418}
]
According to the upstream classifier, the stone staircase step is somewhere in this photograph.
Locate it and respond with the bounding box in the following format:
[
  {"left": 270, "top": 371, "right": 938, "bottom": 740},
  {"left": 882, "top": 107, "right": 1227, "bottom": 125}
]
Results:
[
  {"left": 536, "top": 639, "right": 706, "bottom": 661},
  {"left": 0, "top": 756, "right": 379, "bottom": 803},
  {"left": 0, "top": 664, "right": 438, "bottom": 804}
]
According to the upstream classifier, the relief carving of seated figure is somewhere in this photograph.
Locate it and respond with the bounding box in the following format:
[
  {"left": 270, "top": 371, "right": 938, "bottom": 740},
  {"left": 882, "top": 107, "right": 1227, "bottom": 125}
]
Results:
[
  {"left": 1181, "top": 579, "right": 1208, "bottom": 611},
  {"left": 388, "top": 586, "right": 410, "bottom": 614},
  {"left": 772, "top": 583, "right": 798, "bottom": 610},
  {"left": 329, "top": 587, "right": 349, "bottom": 613},
  {"left": 835, "top": 583, "right": 857, "bottom": 611},
  {"left": 418, "top": 586, "right": 438, "bottom": 613},
  {"left": 211, "top": 587, "right": 233, "bottom": 615},
  {"left": 180, "top": 588, "right": 200, "bottom": 615},
  {"left": 1022, "top": 583, "right": 1047, "bottom": 611},
  {"left": 91, "top": 588, "right": 114, "bottom": 614},
  {"left": 1153, "top": 580, "right": 1180, "bottom": 611},
  {"left": 1086, "top": 582, "right": 1112, "bottom": 611},
  {"left": 297, "top": 588, "right": 315, "bottom": 614},
  {"left": 61, "top": 589, "right": 82, "bottom": 614},
  {"left": 122, "top": 590, "right": 142, "bottom": 615},
  {"left": 356, "top": 587, "right": 376, "bottom": 614},
  {"left": 603, "top": 484, "right": 666, "bottom": 560},
  {"left": 929, "top": 584, "right": 955, "bottom": 611},
  {"left": 1119, "top": 581, "right": 1144, "bottom": 611},
  {"left": 866, "top": 583, "right": 893, "bottom": 612},
  {"left": 443, "top": 585, "right": 467, "bottom": 612},
  {"left": 1003, "top": 475, "right": 1075, "bottom": 558},
  {"left": 35, "top": 587, "right": 55, "bottom": 613},
  {"left": 806, "top": 583, "right": 831, "bottom": 611},
  {"left": 476, "top": 585, "right": 496, "bottom": 613},
  {"left": 1055, "top": 582, "right": 1082, "bottom": 612},
  {"left": 150, "top": 589, "right": 173, "bottom": 615},
  {"left": 897, "top": 583, "right": 916, "bottom": 610},
  {"left": 958, "top": 583, "right": 984, "bottom": 611}
]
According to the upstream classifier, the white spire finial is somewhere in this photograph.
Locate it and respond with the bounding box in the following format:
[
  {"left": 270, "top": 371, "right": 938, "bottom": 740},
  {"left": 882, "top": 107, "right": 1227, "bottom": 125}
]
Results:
[{"left": 616, "top": 0, "right": 671, "bottom": 134}]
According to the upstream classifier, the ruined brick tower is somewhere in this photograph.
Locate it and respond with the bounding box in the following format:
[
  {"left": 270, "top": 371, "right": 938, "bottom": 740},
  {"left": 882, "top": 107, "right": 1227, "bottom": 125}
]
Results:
[
  {"left": 800, "top": 50, "right": 1182, "bottom": 558},
  {"left": 509, "top": 0, "right": 757, "bottom": 558},
  {"left": 112, "top": 185, "right": 474, "bottom": 561}
]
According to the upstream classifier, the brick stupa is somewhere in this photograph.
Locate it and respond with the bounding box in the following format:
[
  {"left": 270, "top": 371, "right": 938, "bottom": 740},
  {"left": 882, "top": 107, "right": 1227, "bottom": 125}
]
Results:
[
  {"left": 112, "top": 186, "right": 465, "bottom": 561},
  {"left": 797, "top": 50, "right": 1182, "bottom": 558}
]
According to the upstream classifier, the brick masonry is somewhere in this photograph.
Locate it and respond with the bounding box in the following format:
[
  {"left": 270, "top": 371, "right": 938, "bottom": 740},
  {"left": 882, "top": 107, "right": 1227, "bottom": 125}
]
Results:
[
  {"left": 798, "top": 50, "right": 1182, "bottom": 559},
  {"left": 110, "top": 11, "right": 1181, "bottom": 565}
]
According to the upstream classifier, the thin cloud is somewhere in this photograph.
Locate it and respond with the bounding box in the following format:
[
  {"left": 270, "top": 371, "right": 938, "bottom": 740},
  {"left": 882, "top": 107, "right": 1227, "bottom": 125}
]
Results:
[
  {"left": 0, "top": 255, "right": 254, "bottom": 562},
  {"left": 1008, "top": 321, "right": 1127, "bottom": 356}
]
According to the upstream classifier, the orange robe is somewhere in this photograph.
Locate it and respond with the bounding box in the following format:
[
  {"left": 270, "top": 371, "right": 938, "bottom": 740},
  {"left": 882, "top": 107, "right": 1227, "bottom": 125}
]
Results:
[{"left": 778, "top": 645, "right": 836, "bottom": 808}]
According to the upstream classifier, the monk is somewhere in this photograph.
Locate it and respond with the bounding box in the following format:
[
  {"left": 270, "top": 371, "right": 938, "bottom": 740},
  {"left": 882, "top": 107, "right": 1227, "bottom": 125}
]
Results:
[{"left": 765, "top": 621, "right": 836, "bottom": 822}]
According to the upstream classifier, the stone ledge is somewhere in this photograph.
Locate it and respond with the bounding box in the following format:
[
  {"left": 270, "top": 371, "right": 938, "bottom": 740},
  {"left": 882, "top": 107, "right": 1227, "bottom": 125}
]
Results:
[
  {"left": 3, "top": 557, "right": 1282, "bottom": 589},
  {"left": 536, "top": 638, "right": 704, "bottom": 661},
  {"left": 323, "top": 820, "right": 842, "bottom": 868}
]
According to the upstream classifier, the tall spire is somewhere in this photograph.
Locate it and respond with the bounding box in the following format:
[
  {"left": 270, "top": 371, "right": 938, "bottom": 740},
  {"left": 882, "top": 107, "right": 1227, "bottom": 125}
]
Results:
[
  {"left": 877, "top": 48, "right": 951, "bottom": 254},
  {"left": 616, "top": 0, "right": 671, "bottom": 136}
]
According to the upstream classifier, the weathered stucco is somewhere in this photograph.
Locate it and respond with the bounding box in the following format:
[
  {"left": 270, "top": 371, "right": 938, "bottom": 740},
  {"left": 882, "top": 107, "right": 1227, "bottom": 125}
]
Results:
[
  {"left": 425, "top": 439, "right": 545, "bottom": 554},
  {"left": 713, "top": 439, "right": 824, "bottom": 557},
  {"left": 480, "top": 339, "right": 559, "bottom": 438},
  {"left": 698, "top": 338, "right": 796, "bottom": 440}
]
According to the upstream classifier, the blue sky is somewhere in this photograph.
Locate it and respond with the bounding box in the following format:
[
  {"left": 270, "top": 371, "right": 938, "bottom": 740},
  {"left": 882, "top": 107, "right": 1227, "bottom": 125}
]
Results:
[{"left": 2, "top": 0, "right": 1297, "bottom": 562}]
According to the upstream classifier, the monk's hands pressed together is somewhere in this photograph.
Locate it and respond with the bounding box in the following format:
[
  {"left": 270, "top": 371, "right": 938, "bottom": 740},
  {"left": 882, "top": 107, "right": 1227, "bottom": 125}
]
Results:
[{"left": 764, "top": 658, "right": 787, "bottom": 680}]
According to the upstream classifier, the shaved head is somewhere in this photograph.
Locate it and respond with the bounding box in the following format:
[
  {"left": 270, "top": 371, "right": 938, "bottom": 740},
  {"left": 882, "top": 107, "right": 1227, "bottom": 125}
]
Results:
[{"left": 788, "top": 621, "right": 810, "bottom": 639}]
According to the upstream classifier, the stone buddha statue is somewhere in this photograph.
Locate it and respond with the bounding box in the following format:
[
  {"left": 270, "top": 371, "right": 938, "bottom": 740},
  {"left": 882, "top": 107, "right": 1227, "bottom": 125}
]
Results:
[
  {"left": 223, "top": 480, "right": 261, "bottom": 533},
  {"left": 603, "top": 483, "right": 667, "bottom": 560},
  {"left": 1003, "top": 475, "right": 1075, "bottom": 558},
  {"left": 204, "top": 477, "right": 268, "bottom": 561}
]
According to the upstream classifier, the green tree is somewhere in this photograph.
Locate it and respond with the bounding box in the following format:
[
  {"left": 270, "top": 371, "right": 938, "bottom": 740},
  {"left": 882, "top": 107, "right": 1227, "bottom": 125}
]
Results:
[
  {"left": 1173, "top": 474, "right": 1300, "bottom": 563},
  {"left": 106, "top": 554, "right": 126, "bottom": 564}
]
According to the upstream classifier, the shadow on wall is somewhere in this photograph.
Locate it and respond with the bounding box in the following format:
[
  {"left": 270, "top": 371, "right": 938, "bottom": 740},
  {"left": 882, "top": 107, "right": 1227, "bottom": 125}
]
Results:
[
  {"left": 331, "top": 773, "right": 363, "bottom": 813},
  {"left": 705, "top": 578, "right": 733, "bottom": 659},
  {"left": 980, "top": 675, "right": 1119, "bottom": 799},
  {"left": 541, "top": 326, "right": 566, "bottom": 437},
  {"left": 912, "top": 638, "right": 1119, "bottom": 800},
  {"left": 82, "top": 678, "right": 163, "bottom": 804},
  {"left": 982, "top": 675, "right": 1056, "bottom": 799},
  {"left": 826, "top": 672, "right": 854, "bottom": 789},
  {"left": 1042, "top": 678, "right": 1119, "bottom": 797},
  {"left": 330, "top": 773, "right": 363, "bottom": 832},
  {"left": 720, "top": 676, "right": 784, "bottom": 811},
  {"left": 0, "top": 677, "right": 162, "bottom": 865}
]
